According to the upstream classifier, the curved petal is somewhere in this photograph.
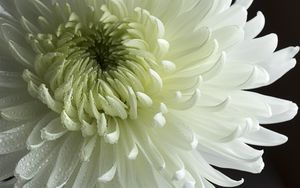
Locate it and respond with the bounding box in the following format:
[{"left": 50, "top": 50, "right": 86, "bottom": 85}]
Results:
[
  {"left": 47, "top": 133, "right": 83, "bottom": 188},
  {"left": 0, "top": 150, "right": 26, "bottom": 181}
]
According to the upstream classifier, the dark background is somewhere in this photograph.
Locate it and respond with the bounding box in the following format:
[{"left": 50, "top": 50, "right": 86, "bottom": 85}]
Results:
[{"left": 220, "top": 1, "right": 300, "bottom": 188}]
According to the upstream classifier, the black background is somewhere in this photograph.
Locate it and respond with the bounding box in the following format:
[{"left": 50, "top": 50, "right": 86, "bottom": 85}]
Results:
[{"left": 220, "top": 1, "right": 300, "bottom": 188}]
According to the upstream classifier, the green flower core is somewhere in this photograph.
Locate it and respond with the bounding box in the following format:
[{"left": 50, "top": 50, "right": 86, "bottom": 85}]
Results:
[{"left": 21, "top": 3, "right": 171, "bottom": 138}]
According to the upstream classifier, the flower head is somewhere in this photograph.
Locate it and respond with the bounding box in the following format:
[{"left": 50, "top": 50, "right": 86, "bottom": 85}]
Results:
[{"left": 0, "top": 0, "right": 298, "bottom": 187}]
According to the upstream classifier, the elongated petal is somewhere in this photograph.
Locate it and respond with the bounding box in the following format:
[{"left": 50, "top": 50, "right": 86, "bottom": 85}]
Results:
[
  {"left": 15, "top": 140, "right": 60, "bottom": 180},
  {"left": 47, "top": 133, "right": 83, "bottom": 187},
  {"left": 1, "top": 101, "right": 46, "bottom": 122},
  {"left": 0, "top": 122, "right": 35, "bottom": 154},
  {"left": 0, "top": 150, "right": 26, "bottom": 181}
]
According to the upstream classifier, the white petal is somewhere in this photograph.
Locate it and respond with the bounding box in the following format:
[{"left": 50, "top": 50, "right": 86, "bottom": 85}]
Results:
[
  {"left": 148, "top": 69, "right": 163, "bottom": 93},
  {"left": 0, "top": 118, "right": 19, "bottom": 132},
  {"left": 30, "top": 0, "right": 53, "bottom": 20},
  {"left": 228, "top": 34, "right": 278, "bottom": 62},
  {"left": 240, "top": 92, "right": 298, "bottom": 124},
  {"left": 23, "top": 153, "right": 57, "bottom": 188},
  {"left": 1, "top": 23, "right": 25, "bottom": 44},
  {"left": 15, "top": 141, "right": 60, "bottom": 180},
  {"left": 37, "top": 84, "right": 63, "bottom": 113},
  {"left": 244, "top": 11, "right": 265, "bottom": 40},
  {"left": 1, "top": 101, "right": 46, "bottom": 122},
  {"left": 230, "top": 91, "right": 272, "bottom": 118},
  {"left": 166, "top": 0, "right": 214, "bottom": 39},
  {"left": 134, "top": 153, "right": 161, "bottom": 188},
  {"left": 134, "top": 130, "right": 165, "bottom": 170},
  {"left": 161, "top": 150, "right": 186, "bottom": 181},
  {"left": 212, "top": 26, "right": 244, "bottom": 51},
  {"left": 97, "top": 138, "right": 116, "bottom": 183},
  {"left": 153, "top": 112, "right": 166, "bottom": 127},
  {"left": 204, "top": 5, "right": 247, "bottom": 30},
  {"left": 98, "top": 162, "right": 118, "bottom": 183},
  {"left": 235, "top": 0, "right": 253, "bottom": 9},
  {"left": 0, "top": 1, "right": 18, "bottom": 16},
  {"left": 173, "top": 40, "right": 218, "bottom": 70},
  {"left": 136, "top": 92, "right": 153, "bottom": 107},
  {"left": 127, "top": 87, "right": 137, "bottom": 119},
  {"left": 202, "top": 52, "right": 226, "bottom": 81},
  {"left": 208, "top": 64, "right": 270, "bottom": 89},
  {"left": 0, "top": 178, "right": 17, "bottom": 188},
  {"left": 80, "top": 135, "right": 97, "bottom": 161},
  {"left": 115, "top": 147, "right": 138, "bottom": 188},
  {"left": 163, "top": 75, "right": 201, "bottom": 92},
  {"left": 41, "top": 117, "right": 67, "bottom": 141},
  {"left": 20, "top": 16, "right": 39, "bottom": 34},
  {"left": 0, "top": 93, "right": 31, "bottom": 109},
  {"left": 242, "top": 127, "right": 288, "bottom": 146},
  {"left": 0, "top": 150, "right": 26, "bottom": 181},
  {"left": 26, "top": 112, "right": 57, "bottom": 149},
  {"left": 73, "top": 141, "right": 99, "bottom": 188},
  {"left": 0, "top": 56, "right": 20, "bottom": 71},
  {"left": 198, "top": 141, "right": 264, "bottom": 173},
  {"left": 60, "top": 164, "right": 81, "bottom": 188},
  {"left": 212, "top": 0, "right": 232, "bottom": 14},
  {"left": 61, "top": 110, "right": 81, "bottom": 131},
  {"left": 167, "top": 26, "right": 210, "bottom": 60},
  {"left": 0, "top": 71, "right": 25, "bottom": 88},
  {"left": 158, "top": 114, "right": 197, "bottom": 150},
  {"left": 170, "top": 89, "right": 201, "bottom": 110},
  {"left": 160, "top": 60, "right": 176, "bottom": 73},
  {"left": 0, "top": 122, "right": 34, "bottom": 154},
  {"left": 119, "top": 123, "right": 139, "bottom": 160},
  {"left": 198, "top": 139, "right": 264, "bottom": 166},
  {"left": 261, "top": 46, "right": 299, "bottom": 84},
  {"left": 47, "top": 133, "right": 83, "bottom": 188},
  {"left": 8, "top": 40, "right": 34, "bottom": 68},
  {"left": 182, "top": 151, "right": 244, "bottom": 187},
  {"left": 104, "top": 118, "right": 120, "bottom": 144},
  {"left": 106, "top": 96, "right": 127, "bottom": 119}
]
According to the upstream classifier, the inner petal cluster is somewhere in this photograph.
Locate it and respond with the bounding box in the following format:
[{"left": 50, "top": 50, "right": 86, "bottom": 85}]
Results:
[{"left": 22, "top": 2, "right": 171, "bottom": 139}]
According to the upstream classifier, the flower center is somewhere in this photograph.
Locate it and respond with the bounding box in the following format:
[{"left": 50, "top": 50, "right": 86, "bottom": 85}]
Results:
[
  {"left": 87, "top": 33, "right": 124, "bottom": 71},
  {"left": 60, "top": 18, "right": 129, "bottom": 72},
  {"left": 22, "top": 3, "right": 172, "bottom": 139}
]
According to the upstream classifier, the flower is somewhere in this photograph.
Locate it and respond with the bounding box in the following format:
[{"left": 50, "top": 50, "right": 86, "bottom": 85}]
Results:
[{"left": 0, "top": 0, "right": 298, "bottom": 187}]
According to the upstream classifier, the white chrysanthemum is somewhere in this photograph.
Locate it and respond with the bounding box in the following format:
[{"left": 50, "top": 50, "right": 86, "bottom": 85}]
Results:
[{"left": 0, "top": 0, "right": 298, "bottom": 187}]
